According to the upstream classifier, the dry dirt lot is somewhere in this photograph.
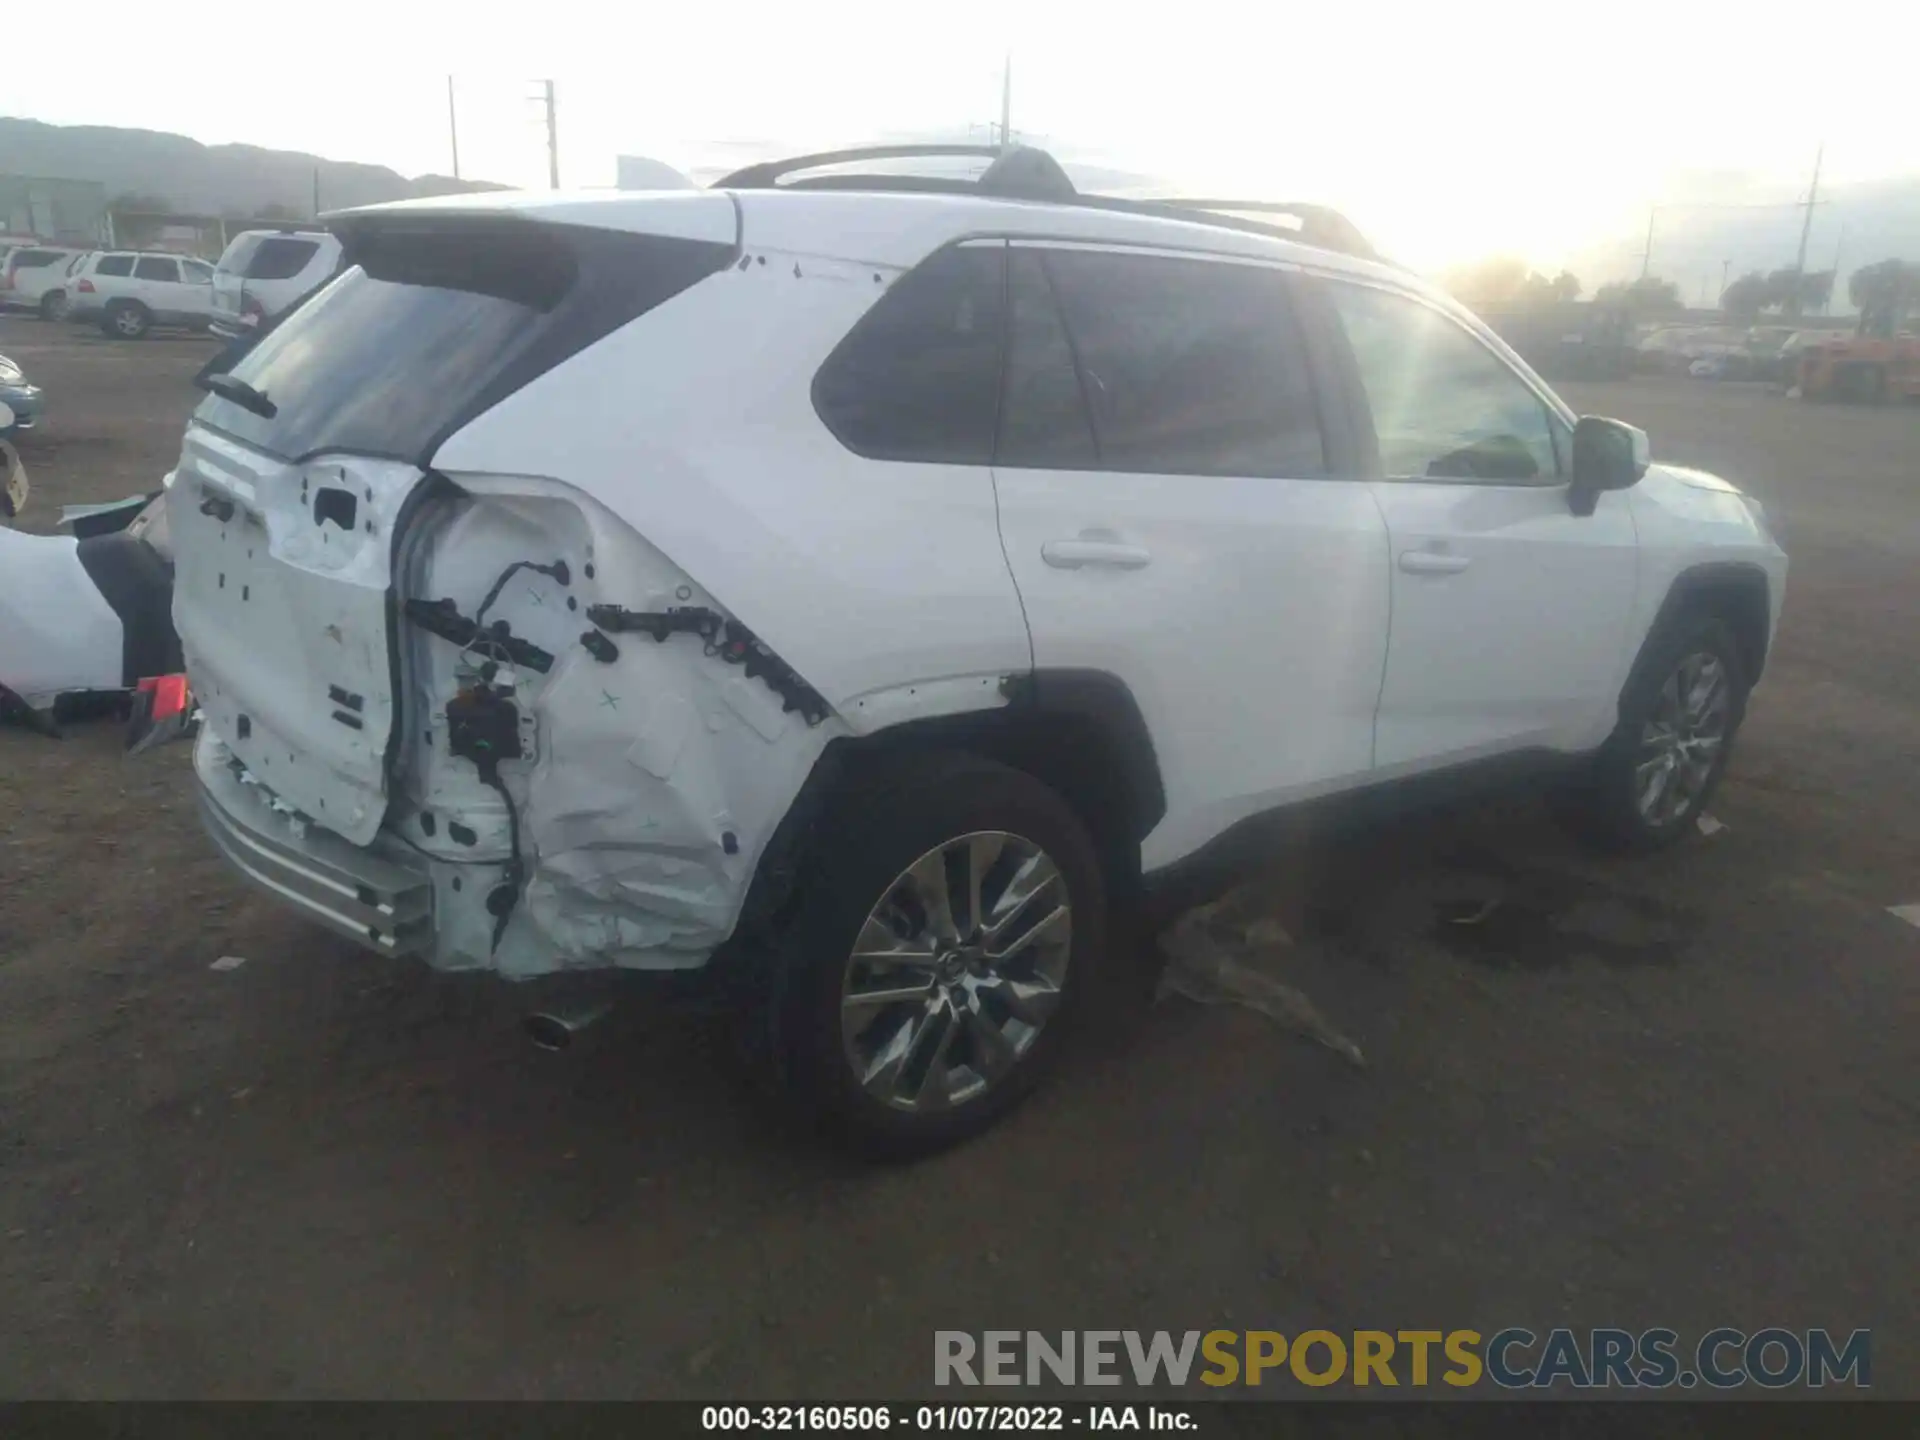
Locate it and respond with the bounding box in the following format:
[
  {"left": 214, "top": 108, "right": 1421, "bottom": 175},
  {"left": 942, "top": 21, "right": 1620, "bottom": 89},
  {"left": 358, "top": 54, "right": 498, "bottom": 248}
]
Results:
[{"left": 1, "top": 319, "right": 1916, "bottom": 1399}]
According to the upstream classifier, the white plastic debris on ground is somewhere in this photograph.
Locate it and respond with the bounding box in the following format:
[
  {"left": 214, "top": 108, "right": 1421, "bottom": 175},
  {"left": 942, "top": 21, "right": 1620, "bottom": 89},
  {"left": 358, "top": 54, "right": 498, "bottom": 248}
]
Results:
[
  {"left": 0, "top": 526, "right": 124, "bottom": 709},
  {"left": 209, "top": 955, "right": 249, "bottom": 972},
  {"left": 1696, "top": 813, "right": 1727, "bottom": 836},
  {"left": 1157, "top": 887, "right": 1365, "bottom": 1067},
  {"left": 1888, "top": 904, "right": 1920, "bottom": 930}
]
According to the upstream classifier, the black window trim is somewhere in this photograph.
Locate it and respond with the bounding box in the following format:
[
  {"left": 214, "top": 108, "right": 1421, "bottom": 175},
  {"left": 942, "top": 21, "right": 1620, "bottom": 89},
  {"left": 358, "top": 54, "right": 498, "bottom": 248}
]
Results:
[
  {"left": 1306, "top": 270, "right": 1578, "bottom": 489},
  {"left": 809, "top": 236, "right": 1011, "bottom": 468},
  {"left": 1001, "top": 237, "right": 1354, "bottom": 481}
]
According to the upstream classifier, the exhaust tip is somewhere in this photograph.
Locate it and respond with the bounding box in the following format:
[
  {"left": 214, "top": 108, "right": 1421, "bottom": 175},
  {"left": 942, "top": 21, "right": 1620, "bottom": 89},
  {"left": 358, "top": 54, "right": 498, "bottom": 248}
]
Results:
[
  {"left": 524, "top": 1012, "right": 575, "bottom": 1052},
  {"left": 523, "top": 999, "right": 613, "bottom": 1052}
]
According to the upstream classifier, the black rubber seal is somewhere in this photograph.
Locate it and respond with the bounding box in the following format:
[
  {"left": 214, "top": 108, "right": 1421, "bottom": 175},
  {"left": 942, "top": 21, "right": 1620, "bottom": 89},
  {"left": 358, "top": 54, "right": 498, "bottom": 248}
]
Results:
[{"left": 73, "top": 533, "right": 182, "bottom": 687}]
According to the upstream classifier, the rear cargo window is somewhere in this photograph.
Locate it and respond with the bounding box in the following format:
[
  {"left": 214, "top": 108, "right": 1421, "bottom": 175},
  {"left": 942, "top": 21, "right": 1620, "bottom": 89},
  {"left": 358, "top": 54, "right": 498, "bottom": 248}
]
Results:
[
  {"left": 193, "top": 220, "right": 734, "bottom": 463},
  {"left": 245, "top": 237, "right": 319, "bottom": 280}
]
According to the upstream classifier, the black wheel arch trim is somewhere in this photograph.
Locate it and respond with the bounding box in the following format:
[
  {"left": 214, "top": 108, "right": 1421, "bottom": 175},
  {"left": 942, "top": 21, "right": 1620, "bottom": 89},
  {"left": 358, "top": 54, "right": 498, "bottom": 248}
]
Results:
[
  {"left": 1631, "top": 561, "right": 1774, "bottom": 697},
  {"left": 712, "top": 667, "right": 1165, "bottom": 1007}
]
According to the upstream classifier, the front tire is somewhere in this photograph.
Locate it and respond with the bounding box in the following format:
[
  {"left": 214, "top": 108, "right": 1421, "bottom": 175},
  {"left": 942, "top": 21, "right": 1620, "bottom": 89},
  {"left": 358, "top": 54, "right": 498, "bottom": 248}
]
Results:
[
  {"left": 776, "top": 752, "right": 1106, "bottom": 1157},
  {"left": 104, "top": 302, "right": 151, "bottom": 339},
  {"left": 1559, "top": 613, "right": 1750, "bottom": 853}
]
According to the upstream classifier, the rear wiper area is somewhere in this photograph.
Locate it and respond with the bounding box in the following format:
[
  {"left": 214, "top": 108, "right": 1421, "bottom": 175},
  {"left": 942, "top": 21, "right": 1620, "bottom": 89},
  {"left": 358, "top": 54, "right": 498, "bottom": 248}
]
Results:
[{"left": 195, "top": 372, "right": 278, "bottom": 419}]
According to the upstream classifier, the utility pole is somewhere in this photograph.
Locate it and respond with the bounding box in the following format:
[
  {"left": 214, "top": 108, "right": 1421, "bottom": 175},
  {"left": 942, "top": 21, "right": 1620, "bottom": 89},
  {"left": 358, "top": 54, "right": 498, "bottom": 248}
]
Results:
[
  {"left": 312, "top": 166, "right": 321, "bottom": 219},
  {"left": 1721, "top": 258, "right": 1731, "bottom": 304},
  {"left": 448, "top": 76, "right": 461, "bottom": 180},
  {"left": 1639, "top": 206, "right": 1657, "bottom": 280},
  {"left": 998, "top": 53, "right": 1012, "bottom": 147},
  {"left": 1792, "top": 142, "right": 1823, "bottom": 280},
  {"left": 542, "top": 80, "right": 560, "bottom": 189},
  {"left": 1829, "top": 222, "right": 1847, "bottom": 312}
]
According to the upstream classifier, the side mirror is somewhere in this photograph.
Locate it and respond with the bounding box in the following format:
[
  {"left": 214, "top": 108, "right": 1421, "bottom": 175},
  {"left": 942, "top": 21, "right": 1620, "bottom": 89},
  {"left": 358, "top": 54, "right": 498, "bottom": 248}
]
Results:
[{"left": 1569, "top": 415, "right": 1649, "bottom": 516}]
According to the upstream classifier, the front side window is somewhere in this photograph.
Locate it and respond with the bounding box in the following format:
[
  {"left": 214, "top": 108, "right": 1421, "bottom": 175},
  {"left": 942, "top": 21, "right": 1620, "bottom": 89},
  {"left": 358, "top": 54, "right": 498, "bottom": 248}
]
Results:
[
  {"left": 134, "top": 256, "right": 179, "bottom": 282},
  {"left": 813, "top": 243, "right": 1006, "bottom": 465},
  {"left": 94, "top": 255, "right": 134, "bottom": 277},
  {"left": 1039, "top": 248, "right": 1327, "bottom": 478},
  {"left": 181, "top": 259, "right": 214, "bottom": 283},
  {"left": 11, "top": 249, "right": 61, "bottom": 270},
  {"left": 1327, "top": 282, "right": 1563, "bottom": 482}
]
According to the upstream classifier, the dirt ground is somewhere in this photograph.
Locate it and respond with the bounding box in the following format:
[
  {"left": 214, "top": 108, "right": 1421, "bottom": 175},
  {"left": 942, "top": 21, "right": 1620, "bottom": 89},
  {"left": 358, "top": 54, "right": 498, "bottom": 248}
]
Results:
[{"left": 1, "top": 319, "right": 1915, "bottom": 1399}]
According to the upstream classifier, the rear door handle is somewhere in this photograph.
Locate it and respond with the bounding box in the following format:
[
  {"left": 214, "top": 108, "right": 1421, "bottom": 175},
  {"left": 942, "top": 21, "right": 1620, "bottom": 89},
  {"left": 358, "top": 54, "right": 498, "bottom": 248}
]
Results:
[
  {"left": 1041, "top": 539, "right": 1152, "bottom": 571},
  {"left": 1398, "top": 548, "right": 1472, "bottom": 575}
]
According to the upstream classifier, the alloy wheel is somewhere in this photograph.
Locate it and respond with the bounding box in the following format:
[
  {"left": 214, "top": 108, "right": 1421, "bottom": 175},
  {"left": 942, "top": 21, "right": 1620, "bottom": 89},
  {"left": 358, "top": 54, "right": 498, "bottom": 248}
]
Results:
[
  {"left": 840, "top": 831, "right": 1072, "bottom": 1113},
  {"left": 1635, "top": 650, "right": 1729, "bottom": 826}
]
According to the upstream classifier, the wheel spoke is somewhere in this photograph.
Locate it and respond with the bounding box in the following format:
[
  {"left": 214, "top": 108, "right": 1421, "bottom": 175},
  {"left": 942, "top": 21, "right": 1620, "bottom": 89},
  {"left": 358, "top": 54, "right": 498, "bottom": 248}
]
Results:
[
  {"left": 850, "top": 915, "right": 938, "bottom": 969},
  {"left": 985, "top": 901, "right": 1071, "bottom": 968},
  {"left": 858, "top": 1007, "right": 929, "bottom": 1094},
  {"left": 904, "top": 850, "right": 960, "bottom": 944},
  {"left": 983, "top": 853, "right": 1062, "bottom": 943},
  {"left": 991, "top": 974, "right": 1064, "bottom": 1026},
  {"left": 843, "top": 978, "right": 935, "bottom": 1014},
  {"left": 908, "top": 1005, "right": 960, "bottom": 1109},
  {"left": 962, "top": 833, "right": 1005, "bottom": 938},
  {"left": 1636, "top": 753, "right": 1674, "bottom": 818},
  {"left": 962, "top": 1002, "right": 1020, "bottom": 1083}
]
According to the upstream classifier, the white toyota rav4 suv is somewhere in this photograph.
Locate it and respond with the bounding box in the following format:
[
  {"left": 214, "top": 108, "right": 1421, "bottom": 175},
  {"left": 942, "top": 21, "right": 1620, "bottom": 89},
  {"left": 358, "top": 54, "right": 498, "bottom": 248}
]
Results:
[{"left": 172, "top": 145, "right": 1786, "bottom": 1152}]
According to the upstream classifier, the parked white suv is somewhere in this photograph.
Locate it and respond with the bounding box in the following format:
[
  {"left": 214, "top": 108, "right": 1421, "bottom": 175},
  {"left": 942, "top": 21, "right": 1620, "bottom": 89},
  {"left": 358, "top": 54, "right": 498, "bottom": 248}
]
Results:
[
  {"left": 66, "top": 250, "right": 216, "bottom": 337},
  {"left": 210, "top": 229, "right": 343, "bottom": 338},
  {"left": 171, "top": 146, "right": 1787, "bottom": 1152},
  {"left": 0, "top": 245, "right": 85, "bottom": 317}
]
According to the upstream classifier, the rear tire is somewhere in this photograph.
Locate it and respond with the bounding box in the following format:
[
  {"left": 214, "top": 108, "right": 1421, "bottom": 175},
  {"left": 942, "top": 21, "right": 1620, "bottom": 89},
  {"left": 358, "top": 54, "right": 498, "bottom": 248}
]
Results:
[
  {"left": 39, "top": 290, "right": 67, "bottom": 321},
  {"left": 1557, "top": 613, "right": 1750, "bottom": 853},
  {"left": 773, "top": 751, "right": 1106, "bottom": 1157},
  {"left": 103, "top": 302, "right": 151, "bottom": 340}
]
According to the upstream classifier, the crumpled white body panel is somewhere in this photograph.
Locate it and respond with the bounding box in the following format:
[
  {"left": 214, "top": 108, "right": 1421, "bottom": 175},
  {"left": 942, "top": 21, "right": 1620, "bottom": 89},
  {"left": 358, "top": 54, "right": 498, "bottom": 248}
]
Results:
[
  {"left": 0, "top": 527, "right": 123, "bottom": 706},
  {"left": 393, "top": 476, "right": 841, "bottom": 978}
]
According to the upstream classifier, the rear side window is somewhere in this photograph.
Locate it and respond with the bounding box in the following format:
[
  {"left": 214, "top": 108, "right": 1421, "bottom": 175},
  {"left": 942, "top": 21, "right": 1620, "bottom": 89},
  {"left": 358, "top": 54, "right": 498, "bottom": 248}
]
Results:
[
  {"left": 10, "top": 249, "right": 63, "bottom": 270},
  {"left": 1041, "top": 249, "right": 1328, "bottom": 478},
  {"left": 812, "top": 244, "right": 1005, "bottom": 465},
  {"left": 95, "top": 255, "right": 134, "bottom": 277},
  {"left": 134, "top": 257, "right": 179, "bottom": 282},
  {"left": 246, "top": 237, "right": 320, "bottom": 281},
  {"left": 194, "top": 220, "right": 735, "bottom": 463}
]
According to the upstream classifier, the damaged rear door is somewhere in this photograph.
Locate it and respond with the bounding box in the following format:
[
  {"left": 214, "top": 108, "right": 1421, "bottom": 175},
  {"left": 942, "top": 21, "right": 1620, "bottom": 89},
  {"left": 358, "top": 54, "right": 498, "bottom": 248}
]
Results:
[{"left": 172, "top": 202, "right": 741, "bottom": 845}]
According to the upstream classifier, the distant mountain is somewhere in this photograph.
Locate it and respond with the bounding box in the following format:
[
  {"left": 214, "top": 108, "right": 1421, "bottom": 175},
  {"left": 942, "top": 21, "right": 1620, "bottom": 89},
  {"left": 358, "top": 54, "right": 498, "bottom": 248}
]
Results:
[{"left": 0, "top": 116, "right": 503, "bottom": 218}]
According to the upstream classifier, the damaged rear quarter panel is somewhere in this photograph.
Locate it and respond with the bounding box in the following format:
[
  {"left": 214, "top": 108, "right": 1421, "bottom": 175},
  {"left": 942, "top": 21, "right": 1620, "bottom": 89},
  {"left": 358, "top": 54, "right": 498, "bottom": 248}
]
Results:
[{"left": 410, "top": 475, "right": 842, "bottom": 976}]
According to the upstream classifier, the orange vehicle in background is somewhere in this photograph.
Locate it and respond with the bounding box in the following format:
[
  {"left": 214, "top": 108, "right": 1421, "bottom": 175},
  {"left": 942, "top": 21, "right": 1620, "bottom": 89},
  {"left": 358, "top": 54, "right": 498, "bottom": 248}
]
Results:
[{"left": 1797, "top": 294, "right": 1920, "bottom": 402}]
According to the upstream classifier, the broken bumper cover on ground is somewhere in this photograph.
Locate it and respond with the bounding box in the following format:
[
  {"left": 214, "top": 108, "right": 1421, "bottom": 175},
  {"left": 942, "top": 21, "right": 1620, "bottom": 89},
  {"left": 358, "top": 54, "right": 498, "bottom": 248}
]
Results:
[{"left": 195, "top": 730, "right": 433, "bottom": 957}]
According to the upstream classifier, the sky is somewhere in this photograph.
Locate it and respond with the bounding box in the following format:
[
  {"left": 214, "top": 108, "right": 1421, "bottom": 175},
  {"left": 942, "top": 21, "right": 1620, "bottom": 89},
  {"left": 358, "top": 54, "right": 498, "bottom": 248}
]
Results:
[{"left": 10, "top": 0, "right": 1919, "bottom": 282}]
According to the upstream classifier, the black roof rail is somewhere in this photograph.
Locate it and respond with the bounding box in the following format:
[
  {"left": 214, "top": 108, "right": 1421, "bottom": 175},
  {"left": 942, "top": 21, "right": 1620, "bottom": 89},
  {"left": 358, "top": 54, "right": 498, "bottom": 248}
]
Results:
[
  {"left": 1089, "top": 197, "right": 1377, "bottom": 259},
  {"left": 717, "top": 143, "right": 1078, "bottom": 202},
  {"left": 713, "top": 142, "right": 1373, "bottom": 259}
]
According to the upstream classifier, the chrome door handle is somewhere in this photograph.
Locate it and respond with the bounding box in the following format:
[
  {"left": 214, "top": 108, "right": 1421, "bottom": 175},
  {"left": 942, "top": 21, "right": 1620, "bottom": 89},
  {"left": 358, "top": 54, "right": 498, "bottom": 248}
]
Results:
[
  {"left": 1398, "top": 549, "right": 1471, "bottom": 575},
  {"left": 1041, "top": 539, "right": 1152, "bottom": 570}
]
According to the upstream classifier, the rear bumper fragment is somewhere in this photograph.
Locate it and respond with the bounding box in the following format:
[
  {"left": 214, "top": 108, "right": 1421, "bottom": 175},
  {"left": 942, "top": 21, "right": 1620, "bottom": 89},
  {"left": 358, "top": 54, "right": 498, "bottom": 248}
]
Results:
[{"left": 195, "top": 732, "right": 433, "bottom": 956}]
